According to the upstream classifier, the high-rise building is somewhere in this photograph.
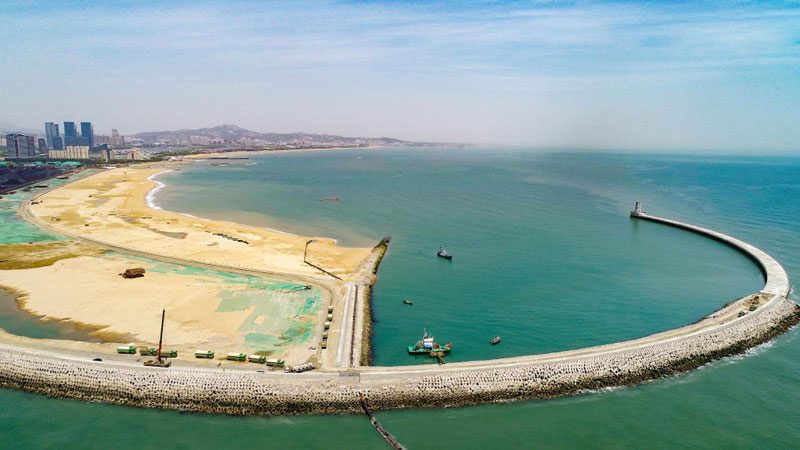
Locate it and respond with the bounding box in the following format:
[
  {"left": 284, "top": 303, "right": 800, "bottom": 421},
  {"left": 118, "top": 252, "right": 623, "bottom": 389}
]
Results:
[
  {"left": 111, "top": 129, "right": 121, "bottom": 145},
  {"left": 45, "top": 122, "right": 60, "bottom": 149},
  {"left": 48, "top": 146, "right": 89, "bottom": 160},
  {"left": 94, "top": 134, "right": 110, "bottom": 145},
  {"left": 63, "top": 122, "right": 77, "bottom": 147},
  {"left": 38, "top": 138, "right": 47, "bottom": 155},
  {"left": 5, "top": 134, "right": 36, "bottom": 158},
  {"left": 80, "top": 122, "right": 94, "bottom": 148}
]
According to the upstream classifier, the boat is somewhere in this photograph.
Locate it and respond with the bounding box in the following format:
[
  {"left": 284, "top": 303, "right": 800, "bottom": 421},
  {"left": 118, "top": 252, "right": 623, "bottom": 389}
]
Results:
[
  {"left": 320, "top": 197, "right": 341, "bottom": 201},
  {"left": 436, "top": 247, "right": 453, "bottom": 260},
  {"left": 408, "top": 330, "right": 453, "bottom": 354},
  {"left": 403, "top": 299, "right": 413, "bottom": 305},
  {"left": 490, "top": 336, "right": 502, "bottom": 345}
]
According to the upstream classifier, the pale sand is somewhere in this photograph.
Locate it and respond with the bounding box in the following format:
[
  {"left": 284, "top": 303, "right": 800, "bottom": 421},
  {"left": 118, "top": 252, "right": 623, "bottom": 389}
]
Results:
[
  {"left": 0, "top": 252, "right": 327, "bottom": 364},
  {"left": 28, "top": 165, "right": 372, "bottom": 280},
  {"left": 3, "top": 164, "right": 377, "bottom": 365}
]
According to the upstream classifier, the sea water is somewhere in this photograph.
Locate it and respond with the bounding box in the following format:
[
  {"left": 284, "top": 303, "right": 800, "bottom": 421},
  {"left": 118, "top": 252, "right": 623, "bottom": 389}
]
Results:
[{"left": 1, "top": 150, "right": 798, "bottom": 449}]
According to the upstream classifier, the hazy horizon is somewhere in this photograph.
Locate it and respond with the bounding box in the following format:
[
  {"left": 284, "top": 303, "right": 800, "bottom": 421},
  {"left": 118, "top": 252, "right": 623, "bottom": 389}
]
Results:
[{"left": 2, "top": 0, "right": 798, "bottom": 152}]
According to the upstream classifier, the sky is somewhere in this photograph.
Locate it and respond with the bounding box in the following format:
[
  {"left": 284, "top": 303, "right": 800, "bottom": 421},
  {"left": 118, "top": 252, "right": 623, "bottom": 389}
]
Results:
[{"left": 1, "top": 0, "right": 798, "bottom": 152}]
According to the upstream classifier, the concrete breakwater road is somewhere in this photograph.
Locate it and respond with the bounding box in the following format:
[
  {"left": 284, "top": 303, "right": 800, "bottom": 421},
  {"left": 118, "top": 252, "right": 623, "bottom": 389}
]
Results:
[{"left": 1, "top": 189, "right": 796, "bottom": 414}]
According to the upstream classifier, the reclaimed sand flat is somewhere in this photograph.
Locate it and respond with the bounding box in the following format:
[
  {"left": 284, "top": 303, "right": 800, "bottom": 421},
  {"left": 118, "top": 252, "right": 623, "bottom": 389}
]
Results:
[{"left": 26, "top": 166, "right": 372, "bottom": 280}]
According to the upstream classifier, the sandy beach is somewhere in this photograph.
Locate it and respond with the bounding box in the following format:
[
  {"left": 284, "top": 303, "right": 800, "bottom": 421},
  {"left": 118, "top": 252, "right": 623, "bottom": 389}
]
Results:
[
  {"left": 0, "top": 164, "right": 377, "bottom": 365},
  {"left": 27, "top": 165, "right": 372, "bottom": 279}
]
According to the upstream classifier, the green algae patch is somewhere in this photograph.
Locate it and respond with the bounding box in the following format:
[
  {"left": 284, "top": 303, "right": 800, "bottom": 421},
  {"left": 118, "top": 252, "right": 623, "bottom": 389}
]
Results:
[
  {"left": 0, "top": 241, "right": 104, "bottom": 270},
  {"left": 244, "top": 332, "right": 283, "bottom": 347}
]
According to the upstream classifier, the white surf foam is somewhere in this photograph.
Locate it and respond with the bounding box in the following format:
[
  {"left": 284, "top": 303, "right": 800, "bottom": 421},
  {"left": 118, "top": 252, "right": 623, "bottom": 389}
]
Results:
[{"left": 145, "top": 170, "right": 172, "bottom": 210}]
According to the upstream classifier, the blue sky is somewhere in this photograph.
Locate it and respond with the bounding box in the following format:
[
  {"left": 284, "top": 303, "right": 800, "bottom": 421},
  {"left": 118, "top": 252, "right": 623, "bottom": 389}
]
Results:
[{"left": 1, "top": 0, "right": 798, "bottom": 151}]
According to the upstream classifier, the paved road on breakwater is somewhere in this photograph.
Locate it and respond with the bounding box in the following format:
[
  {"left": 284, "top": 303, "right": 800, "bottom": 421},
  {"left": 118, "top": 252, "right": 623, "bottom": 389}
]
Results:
[{"left": 2, "top": 184, "right": 796, "bottom": 414}]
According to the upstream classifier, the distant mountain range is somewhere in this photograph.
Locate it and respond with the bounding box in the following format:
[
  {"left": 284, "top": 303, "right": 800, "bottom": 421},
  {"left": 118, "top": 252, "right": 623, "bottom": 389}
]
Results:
[
  {"left": 0, "top": 122, "right": 39, "bottom": 135},
  {"left": 132, "top": 124, "right": 433, "bottom": 147}
]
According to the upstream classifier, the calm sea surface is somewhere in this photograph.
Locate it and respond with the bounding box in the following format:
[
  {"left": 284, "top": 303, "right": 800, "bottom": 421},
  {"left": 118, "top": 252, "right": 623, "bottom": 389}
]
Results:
[{"left": 1, "top": 149, "right": 798, "bottom": 449}]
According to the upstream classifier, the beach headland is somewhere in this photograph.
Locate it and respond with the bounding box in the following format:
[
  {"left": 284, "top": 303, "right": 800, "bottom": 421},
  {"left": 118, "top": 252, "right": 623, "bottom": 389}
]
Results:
[{"left": 0, "top": 164, "right": 796, "bottom": 415}]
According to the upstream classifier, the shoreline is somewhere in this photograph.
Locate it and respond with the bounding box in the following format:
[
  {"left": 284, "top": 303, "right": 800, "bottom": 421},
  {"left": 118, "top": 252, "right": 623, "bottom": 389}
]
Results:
[
  {"left": 144, "top": 170, "right": 171, "bottom": 211},
  {"left": 7, "top": 166, "right": 375, "bottom": 365},
  {"left": 1, "top": 165, "right": 798, "bottom": 415},
  {"left": 182, "top": 145, "right": 387, "bottom": 161},
  {"left": 144, "top": 165, "right": 335, "bottom": 241}
]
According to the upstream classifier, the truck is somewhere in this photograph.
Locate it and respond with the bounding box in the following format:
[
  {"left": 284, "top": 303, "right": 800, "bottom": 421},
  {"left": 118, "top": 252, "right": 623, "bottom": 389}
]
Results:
[
  {"left": 248, "top": 354, "right": 266, "bottom": 364},
  {"left": 194, "top": 350, "right": 215, "bottom": 359},
  {"left": 116, "top": 343, "right": 137, "bottom": 354},
  {"left": 226, "top": 352, "right": 246, "bottom": 361},
  {"left": 266, "top": 358, "right": 285, "bottom": 368}
]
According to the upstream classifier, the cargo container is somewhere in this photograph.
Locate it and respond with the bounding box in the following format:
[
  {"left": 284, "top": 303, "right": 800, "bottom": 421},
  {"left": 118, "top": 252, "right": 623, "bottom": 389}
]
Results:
[
  {"left": 248, "top": 354, "right": 266, "bottom": 364},
  {"left": 116, "top": 343, "right": 136, "bottom": 354},
  {"left": 266, "top": 358, "right": 285, "bottom": 367},
  {"left": 194, "top": 350, "right": 214, "bottom": 359},
  {"left": 227, "top": 352, "right": 246, "bottom": 361}
]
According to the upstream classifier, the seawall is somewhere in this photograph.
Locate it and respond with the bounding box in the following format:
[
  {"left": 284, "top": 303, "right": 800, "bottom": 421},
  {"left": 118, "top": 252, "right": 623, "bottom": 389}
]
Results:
[
  {"left": 0, "top": 208, "right": 796, "bottom": 414},
  {"left": 633, "top": 212, "right": 790, "bottom": 297},
  {"left": 0, "top": 297, "right": 797, "bottom": 414}
]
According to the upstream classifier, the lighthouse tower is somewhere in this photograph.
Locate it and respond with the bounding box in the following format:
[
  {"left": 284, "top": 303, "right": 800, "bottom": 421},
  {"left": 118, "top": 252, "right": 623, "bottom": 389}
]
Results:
[{"left": 631, "top": 201, "right": 644, "bottom": 217}]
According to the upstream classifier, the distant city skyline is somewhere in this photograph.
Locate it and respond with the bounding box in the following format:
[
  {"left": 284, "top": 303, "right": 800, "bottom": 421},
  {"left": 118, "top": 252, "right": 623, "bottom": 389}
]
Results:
[{"left": 1, "top": 0, "right": 799, "bottom": 152}]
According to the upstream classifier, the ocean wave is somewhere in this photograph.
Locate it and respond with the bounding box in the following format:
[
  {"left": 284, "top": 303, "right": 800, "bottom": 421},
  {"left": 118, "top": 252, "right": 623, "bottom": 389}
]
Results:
[{"left": 145, "top": 170, "right": 172, "bottom": 210}]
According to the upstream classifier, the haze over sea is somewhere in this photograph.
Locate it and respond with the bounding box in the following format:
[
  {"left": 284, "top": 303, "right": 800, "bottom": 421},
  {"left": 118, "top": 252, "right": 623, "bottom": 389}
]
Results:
[{"left": 2, "top": 148, "right": 799, "bottom": 449}]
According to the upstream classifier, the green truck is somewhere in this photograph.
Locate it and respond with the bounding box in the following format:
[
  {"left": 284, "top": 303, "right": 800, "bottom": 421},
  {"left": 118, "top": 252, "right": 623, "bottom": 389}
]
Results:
[
  {"left": 116, "top": 343, "right": 137, "bottom": 354},
  {"left": 194, "top": 350, "right": 215, "bottom": 359},
  {"left": 266, "top": 358, "right": 285, "bottom": 368},
  {"left": 227, "top": 352, "right": 246, "bottom": 361},
  {"left": 248, "top": 355, "right": 266, "bottom": 364}
]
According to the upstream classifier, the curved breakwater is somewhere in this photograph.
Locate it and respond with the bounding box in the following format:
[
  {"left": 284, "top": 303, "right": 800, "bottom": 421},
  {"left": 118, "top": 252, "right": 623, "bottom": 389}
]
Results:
[{"left": 0, "top": 207, "right": 796, "bottom": 414}]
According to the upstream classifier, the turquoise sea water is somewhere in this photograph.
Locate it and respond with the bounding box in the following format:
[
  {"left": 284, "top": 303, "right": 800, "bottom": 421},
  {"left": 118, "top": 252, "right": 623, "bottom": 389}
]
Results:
[
  {"left": 0, "top": 170, "right": 96, "bottom": 244},
  {"left": 1, "top": 150, "right": 799, "bottom": 449}
]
